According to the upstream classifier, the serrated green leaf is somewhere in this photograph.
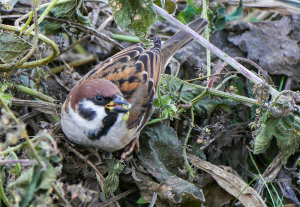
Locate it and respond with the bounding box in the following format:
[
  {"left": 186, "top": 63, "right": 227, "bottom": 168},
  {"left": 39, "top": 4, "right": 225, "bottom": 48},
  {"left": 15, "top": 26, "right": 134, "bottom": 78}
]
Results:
[
  {"left": 253, "top": 114, "right": 300, "bottom": 163},
  {"left": 108, "top": 0, "right": 156, "bottom": 37},
  {"left": 0, "top": 32, "right": 31, "bottom": 63},
  {"left": 104, "top": 160, "right": 125, "bottom": 195},
  {"left": 39, "top": 0, "right": 91, "bottom": 35},
  {"left": 216, "top": 6, "right": 226, "bottom": 17}
]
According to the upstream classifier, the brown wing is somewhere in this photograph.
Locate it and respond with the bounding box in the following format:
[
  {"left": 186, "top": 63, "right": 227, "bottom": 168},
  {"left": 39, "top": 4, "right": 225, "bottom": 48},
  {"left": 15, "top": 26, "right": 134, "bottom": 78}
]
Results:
[{"left": 79, "top": 38, "right": 162, "bottom": 129}]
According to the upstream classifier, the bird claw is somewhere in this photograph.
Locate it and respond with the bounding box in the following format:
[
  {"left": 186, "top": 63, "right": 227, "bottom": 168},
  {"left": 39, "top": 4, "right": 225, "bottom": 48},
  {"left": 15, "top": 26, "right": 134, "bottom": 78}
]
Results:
[{"left": 121, "top": 136, "right": 140, "bottom": 160}]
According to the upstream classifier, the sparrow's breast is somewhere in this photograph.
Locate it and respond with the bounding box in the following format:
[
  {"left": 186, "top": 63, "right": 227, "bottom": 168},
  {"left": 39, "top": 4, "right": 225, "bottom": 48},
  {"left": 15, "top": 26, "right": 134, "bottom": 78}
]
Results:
[{"left": 61, "top": 101, "right": 137, "bottom": 151}]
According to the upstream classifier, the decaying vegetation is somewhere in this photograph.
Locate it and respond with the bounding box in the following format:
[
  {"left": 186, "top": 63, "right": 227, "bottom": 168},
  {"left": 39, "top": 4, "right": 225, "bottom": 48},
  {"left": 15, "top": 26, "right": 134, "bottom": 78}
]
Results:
[{"left": 0, "top": 0, "right": 300, "bottom": 206}]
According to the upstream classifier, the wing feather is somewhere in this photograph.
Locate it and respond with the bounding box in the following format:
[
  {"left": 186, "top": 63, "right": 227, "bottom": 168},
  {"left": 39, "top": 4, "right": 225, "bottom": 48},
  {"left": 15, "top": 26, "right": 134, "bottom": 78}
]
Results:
[{"left": 78, "top": 38, "right": 161, "bottom": 130}]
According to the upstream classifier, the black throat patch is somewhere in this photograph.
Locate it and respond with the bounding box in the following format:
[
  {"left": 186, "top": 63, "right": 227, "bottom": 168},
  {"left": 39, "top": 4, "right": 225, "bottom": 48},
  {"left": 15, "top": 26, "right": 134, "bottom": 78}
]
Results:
[{"left": 87, "top": 110, "right": 118, "bottom": 140}]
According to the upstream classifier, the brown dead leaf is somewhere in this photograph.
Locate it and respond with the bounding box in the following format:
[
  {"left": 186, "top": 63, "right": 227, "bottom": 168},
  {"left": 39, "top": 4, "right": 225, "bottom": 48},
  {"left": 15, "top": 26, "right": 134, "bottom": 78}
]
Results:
[
  {"left": 228, "top": 15, "right": 300, "bottom": 81},
  {"left": 187, "top": 154, "right": 267, "bottom": 207}
]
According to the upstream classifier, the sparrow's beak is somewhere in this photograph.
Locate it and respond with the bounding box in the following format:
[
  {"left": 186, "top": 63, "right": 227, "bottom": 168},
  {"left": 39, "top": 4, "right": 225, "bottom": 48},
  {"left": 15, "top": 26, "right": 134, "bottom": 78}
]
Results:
[{"left": 106, "top": 95, "right": 130, "bottom": 113}]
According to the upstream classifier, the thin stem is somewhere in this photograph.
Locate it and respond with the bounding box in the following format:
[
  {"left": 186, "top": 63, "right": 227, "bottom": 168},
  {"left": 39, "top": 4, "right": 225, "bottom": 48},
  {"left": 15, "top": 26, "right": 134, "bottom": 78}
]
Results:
[
  {"left": 0, "top": 159, "right": 38, "bottom": 165},
  {"left": 0, "top": 136, "right": 41, "bottom": 156},
  {"left": 165, "top": 75, "right": 264, "bottom": 108},
  {"left": 0, "top": 24, "right": 59, "bottom": 71},
  {"left": 153, "top": 4, "right": 279, "bottom": 98},
  {"left": 183, "top": 108, "right": 195, "bottom": 178},
  {"left": 149, "top": 192, "right": 158, "bottom": 207},
  {"left": 8, "top": 0, "right": 39, "bottom": 72},
  {"left": 201, "top": 0, "right": 211, "bottom": 81},
  {"left": 25, "top": 0, "right": 61, "bottom": 35},
  {"left": 6, "top": 82, "right": 56, "bottom": 103},
  {"left": 146, "top": 117, "right": 169, "bottom": 125},
  {"left": 215, "top": 74, "right": 237, "bottom": 90},
  {"left": 231, "top": 174, "right": 259, "bottom": 207},
  {"left": 50, "top": 54, "right": 95, "bottom": 73}
]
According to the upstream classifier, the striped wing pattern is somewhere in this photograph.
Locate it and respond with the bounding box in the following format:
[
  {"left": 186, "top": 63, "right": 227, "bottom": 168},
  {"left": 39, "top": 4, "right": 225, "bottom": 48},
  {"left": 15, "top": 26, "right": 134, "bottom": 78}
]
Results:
[{"left": 79, "top": 38, "right": 162, "bottom": 129}]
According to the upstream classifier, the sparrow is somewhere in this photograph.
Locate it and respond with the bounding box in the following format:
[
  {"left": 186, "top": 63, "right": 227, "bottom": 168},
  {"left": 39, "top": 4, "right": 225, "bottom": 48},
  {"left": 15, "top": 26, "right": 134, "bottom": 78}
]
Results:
[{"left": 61, "top": 18, "right": 208, "bottom": 159}]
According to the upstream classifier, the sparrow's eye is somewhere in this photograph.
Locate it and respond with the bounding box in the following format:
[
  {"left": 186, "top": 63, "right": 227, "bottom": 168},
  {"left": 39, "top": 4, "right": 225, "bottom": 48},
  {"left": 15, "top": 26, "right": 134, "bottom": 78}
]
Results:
[{"left": 94, "top": 95, "right": 103, "bottom": 102}]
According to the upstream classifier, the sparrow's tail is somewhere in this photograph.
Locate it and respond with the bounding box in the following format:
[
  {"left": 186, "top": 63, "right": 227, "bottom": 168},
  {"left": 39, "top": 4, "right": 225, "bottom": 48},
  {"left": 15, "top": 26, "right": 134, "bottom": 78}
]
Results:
[{"left": 161, "top": 18, "right": 208, "bottom": 72}]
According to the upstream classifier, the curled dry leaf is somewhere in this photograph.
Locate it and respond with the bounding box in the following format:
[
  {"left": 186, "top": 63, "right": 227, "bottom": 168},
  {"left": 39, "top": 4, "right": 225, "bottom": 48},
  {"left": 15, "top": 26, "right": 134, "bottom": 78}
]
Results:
[{"left": 187, "top": 154, "right": 267, "bottom": 207}]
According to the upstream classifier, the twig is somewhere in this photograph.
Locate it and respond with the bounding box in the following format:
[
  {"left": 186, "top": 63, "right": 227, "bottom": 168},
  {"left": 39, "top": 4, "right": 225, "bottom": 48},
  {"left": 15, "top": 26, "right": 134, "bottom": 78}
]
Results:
[
  {"left": 7, "top": 0, "right": 39, "bottom": 72},
  {"left": 0, "top": 159, "right": 38, "bottom": 165},
  {"left": 182, "top": 108, "right": 195, "bottom": 178},
  {"left": 0, "top": 24, "right": 59, "bottom": 71},
  {"left": 94, "top": 187, "right": 138, "bottom": 207},
  {"left": 6, "top": 82, "right": 56, "bottom": 103},
  {"left": 50, "top": 54, "right": 96, "bottom": 74},
  {"left": 63, "top": 142, "right": 105, "bottom": 181},
  {"left": 60, "top": 34, "right": 91, "bottom": 56},
  {"left": 25, "top": 0, "right": 61, "bottom": 35},
  {"left": 1, "top": 15, "right": 124, "bottom": 50},
  {"left": 154, "top": 4, "right": 279, "bottom": 98},
  {"left": 186, "top": 71, "right": 239, "bottom": 82},
  {"left": 201, "top": 0, "right": 211, "bottom": 81},
  {"left": 149, "top": 192, "right": 158, "bottom": 207}
]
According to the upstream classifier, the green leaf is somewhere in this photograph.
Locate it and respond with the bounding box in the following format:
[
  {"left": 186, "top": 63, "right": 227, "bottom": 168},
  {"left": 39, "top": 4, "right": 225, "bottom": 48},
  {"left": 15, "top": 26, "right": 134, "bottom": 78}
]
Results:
[
  {"left": 0, "top": 32, "right": 31, "bottom": 64},
  {"left": 160, "top": 74, "right": 237, "bottom": 116},
  {"left": 213, "top": 0, "right": 243, "bottom": 31},
  {"left": 20, "top": 166, "right": 41, "bottom": 207},
  {"left": 39, "top": 0, "right": 91, "bottom": 35},
  {"left": 37, "top": 167, "right": 57, "bottom": 190},
  {"left": 0, "top": 84, "right": 12, "bottom": 107},
  {"left": 9, "top": 151, "right": 21, "bottom": 177},
  {"left": 226, "top": 0, "right": 243, "bottom": 21},
  {"left": 139, "top": 123, "right": 182, "bottom": 181},
  {"left": 104, "top": 159, "right": 125, "bottom": 195},
  {"left": 7, "top": 166, "right": 34, "bottom": 188},
  {"left": 253, "top": 114, "right": 300, "bottom": 163},
  {"left": 108, "top": 0, "right": 156, "bottom": 38},
  {"left": 192, "top": 143, "right": 206, "bottom": 159},
  {"left": 137, "top": 197, "right": 148, "bottom": 204},
  {"left": 214, "top": 17, "right": 227, "bottom": 31},
  {"left": 178, "top": 5, "right": 198, "bottom": 24},
  {"left": 139, "top": 123, "right": 205, "bottom": 204},
  {"left": 231, "top": 77, "right": 244, "bottom": 96},
  {"left": 50, "top": 0, "right": 77, "bottom": 18},
  {"left": 153, "top": 0, "right": 177, "bottom": 14}
]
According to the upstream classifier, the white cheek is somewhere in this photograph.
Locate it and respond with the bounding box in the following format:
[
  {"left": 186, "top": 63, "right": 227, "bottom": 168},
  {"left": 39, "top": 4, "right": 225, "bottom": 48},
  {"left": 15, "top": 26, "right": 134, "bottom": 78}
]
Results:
[{"left": 69, "top": 99, "right": 106, "bottom": 131}]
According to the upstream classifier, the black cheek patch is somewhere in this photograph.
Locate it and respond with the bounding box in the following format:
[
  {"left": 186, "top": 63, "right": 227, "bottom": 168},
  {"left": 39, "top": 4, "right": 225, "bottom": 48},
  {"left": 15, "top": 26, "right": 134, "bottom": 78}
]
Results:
[{"left": 78, "top": 104, "right": 96, "bottom": 121}]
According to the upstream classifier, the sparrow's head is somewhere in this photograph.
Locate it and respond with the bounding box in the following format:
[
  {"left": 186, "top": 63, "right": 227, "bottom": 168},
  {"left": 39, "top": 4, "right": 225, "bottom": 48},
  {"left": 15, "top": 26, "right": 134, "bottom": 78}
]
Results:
[{"left": 68, "top": 79, "right": 130, "bottom": 120}]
